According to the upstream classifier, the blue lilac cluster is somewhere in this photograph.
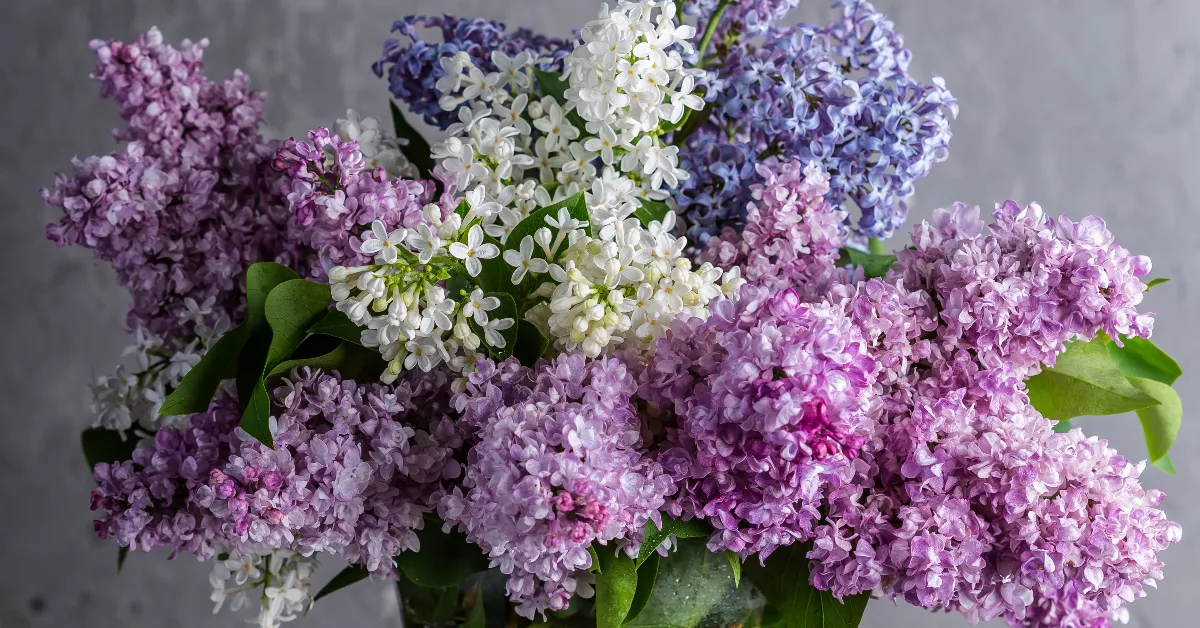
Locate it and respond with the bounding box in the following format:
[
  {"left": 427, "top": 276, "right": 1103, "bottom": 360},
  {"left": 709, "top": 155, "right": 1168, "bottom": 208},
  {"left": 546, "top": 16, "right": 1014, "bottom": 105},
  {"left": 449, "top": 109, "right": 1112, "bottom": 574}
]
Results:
[
  {"left": 682, "top": 0, "right": 803, "bottom": 38},
  {"left": 373, "top": 16, "right": 571, "bottom": 129},
  {"left": 442, "top": 354, "right": 675, "bottom": 618},
  {"left": 676, "top": 1, "right": 957, "bottom": 247},
  {"left": 91, "top": 368, "right": 462, "bottom": 576}
]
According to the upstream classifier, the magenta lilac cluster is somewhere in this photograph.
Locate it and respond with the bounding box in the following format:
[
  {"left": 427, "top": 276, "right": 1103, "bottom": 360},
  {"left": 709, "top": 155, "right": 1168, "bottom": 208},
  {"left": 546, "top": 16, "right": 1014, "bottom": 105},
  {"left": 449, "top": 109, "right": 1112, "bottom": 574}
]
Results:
[
  {"left": 640, "top": 286, "right": 877, "bottom": 559},
  {"left": 373, "top": 15, "right": 570, "bottom": 129},
  {"left": 677, "top": 0, "right": 957, "bottom": 246},
  {"left": 274, "top": 128, "right": 436, "bottom": 279},
  {"left": 91, "top": 368, "right": 461, "bottom": 575},
  {"left": 442, "top": 354, "right": 674, "bottom": 617},
  {"left": 43, "top": 28, "right": 304, "bottom": 341}
]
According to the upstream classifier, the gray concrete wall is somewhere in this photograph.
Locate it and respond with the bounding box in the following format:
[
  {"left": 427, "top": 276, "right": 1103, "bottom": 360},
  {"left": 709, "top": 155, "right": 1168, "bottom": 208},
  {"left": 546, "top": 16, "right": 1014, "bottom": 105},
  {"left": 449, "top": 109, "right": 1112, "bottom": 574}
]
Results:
[{"left": 1, "top": 1, "right": 1196, "bottom": 626}]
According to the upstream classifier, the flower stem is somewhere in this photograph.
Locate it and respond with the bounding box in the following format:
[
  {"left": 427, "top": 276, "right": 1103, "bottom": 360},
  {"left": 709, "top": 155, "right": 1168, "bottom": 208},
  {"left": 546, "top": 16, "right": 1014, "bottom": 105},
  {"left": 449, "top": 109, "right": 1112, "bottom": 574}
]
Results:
[{"left": 696, "top": 0, "right": 732, "bottom": 63}]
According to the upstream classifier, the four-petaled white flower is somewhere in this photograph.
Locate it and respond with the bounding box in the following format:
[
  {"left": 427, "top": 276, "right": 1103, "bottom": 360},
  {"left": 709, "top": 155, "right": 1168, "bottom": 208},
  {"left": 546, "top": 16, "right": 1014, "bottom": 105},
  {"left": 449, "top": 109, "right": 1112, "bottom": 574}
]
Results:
[
  {"left": 503, "top": 235, "right": 551, "bottom": 284},
  {"left": 461, "top": 288, "right": 501, "bottom": 325},
  {"left": 483, "top": 317, "right": 515, "bottom": 348},
  {"left": 359, "top": 220, "right": 408, "bottom": 264},
  {"left": 448, "top": 224, "right": 500, "bottom": 276}
]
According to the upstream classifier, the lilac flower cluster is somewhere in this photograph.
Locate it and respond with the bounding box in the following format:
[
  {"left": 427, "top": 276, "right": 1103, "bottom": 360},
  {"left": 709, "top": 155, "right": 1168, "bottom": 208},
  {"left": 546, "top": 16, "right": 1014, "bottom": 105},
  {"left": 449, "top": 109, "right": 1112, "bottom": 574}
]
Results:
[
  {"left": 374, "top": 16, "right": 571, "bottom": 129},
  {"left": 677, "top": 1, "right": 957, "bottom": 246},
  {"left": 639, "top": 286, "right": 877, "bottom": 560},
  {"left": 43, "top": 28, "right": 304, "bottom": 341},
  {"left": 441, "top": 355, "right": 674, "bottom": 618},
  {"left": 682, "top": 0, "right": 803, "bottom": 39},
  {"left": 793, "top": 204, "right": 1175, "bottom": 625},
  {"left": 274, "top": 128, "right": 436, "bottom": 279},
  {"left": 700, "top": 159, "right": 847, "bottom": 297},
  {"left": 893, "top": 201, "right": 1155, "bottom": 377},
  {"left": 90, "top": 368, "right": 461, "bottom": 576}
]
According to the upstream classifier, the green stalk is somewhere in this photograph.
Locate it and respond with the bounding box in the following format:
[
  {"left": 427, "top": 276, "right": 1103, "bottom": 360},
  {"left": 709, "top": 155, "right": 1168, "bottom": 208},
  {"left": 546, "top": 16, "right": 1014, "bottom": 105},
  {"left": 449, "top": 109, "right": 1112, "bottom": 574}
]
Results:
[{"left": 696, "top": 0, "right": 732, "bottom": 62}]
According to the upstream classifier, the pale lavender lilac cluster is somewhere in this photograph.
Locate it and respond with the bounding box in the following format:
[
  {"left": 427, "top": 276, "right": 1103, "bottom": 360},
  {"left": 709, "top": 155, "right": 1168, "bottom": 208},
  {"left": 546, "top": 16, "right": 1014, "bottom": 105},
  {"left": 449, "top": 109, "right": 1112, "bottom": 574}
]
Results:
[
  {"left": 274, "top": 128, "right": 436, "bottom": 279},
  {"left": 43, "top": 28, "right": 304, "bottom": 341},
  {"left": 373, "top": 15, "right": 571, "bottom": 129},
  {"left": 682, "top": 0, "right": 803, "bottom": 38},
  {"left": 677, "top": 1, "right": 957, "bottom": 246},
  {"left": 91, "top": 369, "right": 461, "bottom": 576},
  {"left": 640, "top": 286, "right": 876, "bottom": 560},
  {"left": 700, "top": 159, "right": 848, "bottom": 297},
  {"left": 441, "top": 354, "right": 674, "bottom": 617}
]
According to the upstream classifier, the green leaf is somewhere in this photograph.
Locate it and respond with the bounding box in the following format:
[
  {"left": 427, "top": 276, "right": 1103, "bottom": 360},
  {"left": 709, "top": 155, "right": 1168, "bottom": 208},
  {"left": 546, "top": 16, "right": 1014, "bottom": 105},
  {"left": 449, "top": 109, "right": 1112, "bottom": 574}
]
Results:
[
  {"left": 671, "top": 101, "right": 714, "bottom": 146},
  {"left": 397, "top": 578, "right": 460, "bottom": 624},
  {"left": 239, "top": 379, "right": 273, "bottom": 449},
  {"left": 595, "top": 547, "right": 639, "bottom": 628},
  {"left": 835, "top": 248, "right": 896, "bottom": 279},
  {"left": 1126, "top": 376, "right": 1183, "bottom": 468},
  {"left": 264, "top": 279, "right": 334, "bottom": 373},
  {"left": 513, "top": 320, "right": 550, "bottom": 368},
  {"left": 1145, "top": 277, "right": 1170, "bottom": 291},
  {"left": 1153, "top": 454, "right": 1177, "bottom": 475},
  {"left": 314, "top": 565, "right": 370, "bottom": 601},
  {"left": 117, "top": 546, "right": 129, "bottom": 573},
  {"left": 724, "top": 551, "right": 741, "bottom": 588},
  {"left": 634, "top": 198, "right": 672, "bottom": 228},
  {"left": 636, "top": 516, "right": 712, "bottom": 568},
  {"left": 745, "top": 542, "right": 869, "bottom": 628},
  {"left": 267, "top": 343, "right": 350, "bottom": 379},
  {"left": 1025, "top": 339, "right": 1160, "bottom": 421},
  {"left": 1053, "top": 419, "right": 1075, "bottom": 433},
  {"left": 589, "top": 546, "right": 603, "bottom": 574},
  {"left": 454, "top": 198, "right": 472, "bottom": 218},
  {"left": 624, "top": 538, "right": 751, "bottom": 628},
  {"left": 1107, "top": 336, "right": 1182, "bottom": 385},
  {"left": 389, "top": 100, "right": 436, "bottom": 179},
  {"left": 81, "top": 427, "right": 138, "bottom": 469},
  {"left": 625, "top": 553, "right": 659, "bottom": 625},
  {"left": 246, "top": 263, "right": 301, "bottom": 330},
  {"left": 159, "top": 325, "right": 249, "bottom": 416},
  {"left": 397, "top": 525, "right": 490, "bottom": 588},
  {"left": 309, "top": 309, "right": 364, "bottom": 346}
]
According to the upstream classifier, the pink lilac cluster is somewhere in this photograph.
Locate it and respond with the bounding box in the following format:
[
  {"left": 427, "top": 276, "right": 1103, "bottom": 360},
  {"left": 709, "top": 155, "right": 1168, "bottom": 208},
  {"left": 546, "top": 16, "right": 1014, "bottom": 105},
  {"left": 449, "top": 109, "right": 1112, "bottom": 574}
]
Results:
[
  {"left": 43, "top": 28, "right": 304, "bottom": 341},
  {"left": 700, "top": 160, "right": 847, "bottom": 298},
  {"left": 90, "top": 368, "right": 461, "bottom": 575},
  {"left": 639, "top": 286, "right": 877, "bottom": 560},
  {"left": 441, "top": 354, "right": 674, "bottom": 618},
  {"left": 273, "top": 128, "right": 436, "bottom": 279},
  {"left": 893, "top": 201, "right": 1155, "bottom": 377},
  {"left": 792, "top": 206, "right": 1178, "bottom": 626}
]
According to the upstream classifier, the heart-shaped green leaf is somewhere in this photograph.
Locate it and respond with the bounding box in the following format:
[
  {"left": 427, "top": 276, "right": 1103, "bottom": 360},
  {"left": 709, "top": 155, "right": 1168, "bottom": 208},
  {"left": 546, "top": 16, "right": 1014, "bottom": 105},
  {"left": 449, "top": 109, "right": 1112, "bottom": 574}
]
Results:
[{"left": 1026, "top": 339, "right": 1159, "bottom": 421}]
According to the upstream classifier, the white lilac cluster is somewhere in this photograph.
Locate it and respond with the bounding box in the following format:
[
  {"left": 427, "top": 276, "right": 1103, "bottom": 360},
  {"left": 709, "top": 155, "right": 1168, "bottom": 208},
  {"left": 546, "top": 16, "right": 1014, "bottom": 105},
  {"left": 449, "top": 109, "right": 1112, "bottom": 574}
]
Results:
[
  {"left": 209, "top": 549, "right": 316, "bottom": 628},
  {"left": 334, "top": 109, "right": 418, "bottom": 179},
  {"left": 518, "top": 210, "right": 742, "bottom": 357},
  {"left": 329, "top": 189, "right": 513, "bottom": 382},
  {"left": 89, "top": 301, "right": 230, "bottom": 431},
  {"left": 430, "top": 0, "right": 702, "bottom": 241}
]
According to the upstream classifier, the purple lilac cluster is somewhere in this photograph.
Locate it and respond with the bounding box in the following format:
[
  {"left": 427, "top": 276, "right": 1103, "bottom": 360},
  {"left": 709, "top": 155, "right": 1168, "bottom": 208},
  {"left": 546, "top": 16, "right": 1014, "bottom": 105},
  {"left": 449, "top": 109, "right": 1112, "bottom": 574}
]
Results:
[
  {"left": 43, "top": 28, "right": 304, "bottom": 341},
  {"left": 441, "top": 354, "right": 674, "bottom": 618},
  {"left": 894, "top": 201, "right": 1155, "bottom": 377},
  {"left": 639, "top": 286, "right": 877, "bottom": 560},
  {"left": 90, "top": 368, "right": 461, "bottom": 576},
  {"left": 795, "top": 204, "right": 1176, "bottom": 625},
  {"left": 700, "top": 159, "right": 847, "bottom": 297},
  {"left": 682, "top": 0, "right": 803, "bottom": 38},
  {"left": 677, "top": 1, "right": 957, "bottom": 246},
  {"left": 274, "top": 128, "right": 436, "bottom": 279},
  {"left": 373, "top": 16, "right": 571, "bottom": 129}
]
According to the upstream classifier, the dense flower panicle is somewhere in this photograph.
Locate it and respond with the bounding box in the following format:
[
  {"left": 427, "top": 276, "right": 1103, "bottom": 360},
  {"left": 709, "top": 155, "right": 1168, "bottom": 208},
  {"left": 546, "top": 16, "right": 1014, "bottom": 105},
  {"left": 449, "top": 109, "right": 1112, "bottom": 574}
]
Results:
[
  {"left": 274, "top": 127, "right": 436, "bottom": 278},
  {"left": 700, "top": 160, "right": 846, "bottom": 295},
  {"left": 677, "top": 1, "right": 957, "bottom": 246},
  {"left": 44, "top": 27, "right": 304, "bottom": 342},
  {"left": 90, "top": 369, "right": 462, "bottom": 576},
  {"left": 683, "top": 0, "right": 803, "bottom": 41},
  {"left": 640, "top": 286, "right": 878, "bottom": 559},
  {"left": 893, "top": 201, "right": 1155, "bottom": 377},
  {"left": 442, "top": 354, "right": 675, "bottom": 618},
  {"left": 374, "top": 15, "right": 571, "bottom": 129}
]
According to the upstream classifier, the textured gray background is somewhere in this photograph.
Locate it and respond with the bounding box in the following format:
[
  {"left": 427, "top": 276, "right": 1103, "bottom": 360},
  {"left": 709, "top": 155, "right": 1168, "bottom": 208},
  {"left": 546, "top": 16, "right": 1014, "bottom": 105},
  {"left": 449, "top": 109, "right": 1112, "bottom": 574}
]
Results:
[{"left": 1, "top": 1, "right": 1197, "bottom": 626}]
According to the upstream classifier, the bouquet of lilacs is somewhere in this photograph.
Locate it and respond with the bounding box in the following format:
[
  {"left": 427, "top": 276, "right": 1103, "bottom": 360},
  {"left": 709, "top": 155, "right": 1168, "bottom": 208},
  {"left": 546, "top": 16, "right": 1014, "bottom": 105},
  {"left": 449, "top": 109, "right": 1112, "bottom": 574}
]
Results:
[{"left": 46, "top": 1, "right": 1185, "bottom": 627}]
